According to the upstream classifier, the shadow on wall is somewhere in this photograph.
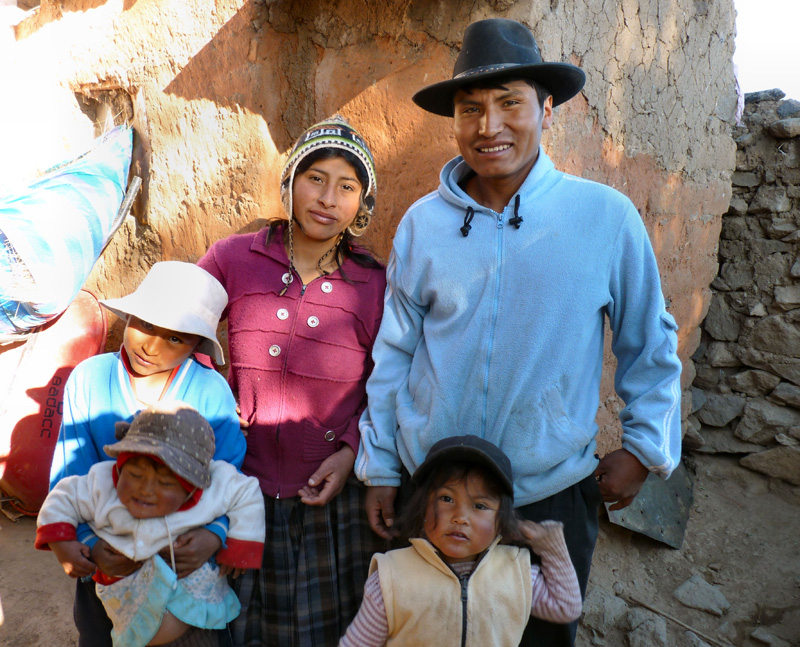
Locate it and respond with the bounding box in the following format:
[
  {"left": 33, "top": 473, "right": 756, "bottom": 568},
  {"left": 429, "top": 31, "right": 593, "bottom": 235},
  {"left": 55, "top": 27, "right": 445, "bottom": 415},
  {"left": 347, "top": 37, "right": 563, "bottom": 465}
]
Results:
[{"left": 160, "top": 0, "right": 471, "bottom": 258}]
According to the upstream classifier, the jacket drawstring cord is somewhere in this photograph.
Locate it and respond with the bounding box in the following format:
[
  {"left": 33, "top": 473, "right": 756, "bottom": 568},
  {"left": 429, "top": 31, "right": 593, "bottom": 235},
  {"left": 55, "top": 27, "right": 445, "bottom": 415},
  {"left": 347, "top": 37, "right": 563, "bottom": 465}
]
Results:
[
  {"left": 460, "top": 207, "right": 475, "bottom": 237},
  {"left": 509, "top": 194, "right": 523, "bottom": 228}
]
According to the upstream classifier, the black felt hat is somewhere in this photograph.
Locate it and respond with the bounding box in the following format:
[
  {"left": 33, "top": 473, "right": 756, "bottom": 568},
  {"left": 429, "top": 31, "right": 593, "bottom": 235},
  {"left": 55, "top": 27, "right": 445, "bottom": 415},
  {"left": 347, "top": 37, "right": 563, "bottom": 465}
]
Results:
[
  {"left": 412, "top": 435, "right": 514, "bottom": 499},
  {"left": 412, "top": 18, "right": 586, "bottom": 116}
]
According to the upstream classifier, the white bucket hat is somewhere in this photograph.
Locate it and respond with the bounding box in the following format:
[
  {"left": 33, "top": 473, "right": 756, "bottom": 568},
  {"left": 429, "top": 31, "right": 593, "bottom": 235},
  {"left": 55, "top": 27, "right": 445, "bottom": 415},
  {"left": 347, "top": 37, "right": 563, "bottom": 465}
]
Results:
[{"left": 100, "top": 261, "right": 228, "bottom": 365}]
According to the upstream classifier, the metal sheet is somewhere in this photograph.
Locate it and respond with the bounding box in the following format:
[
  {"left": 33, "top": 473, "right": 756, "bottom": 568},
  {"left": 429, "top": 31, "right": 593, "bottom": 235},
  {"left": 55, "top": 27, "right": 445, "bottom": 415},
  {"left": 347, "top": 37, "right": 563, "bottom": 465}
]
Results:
[{"left": 606, "top": 461, "right": 694, "bottom": 549}]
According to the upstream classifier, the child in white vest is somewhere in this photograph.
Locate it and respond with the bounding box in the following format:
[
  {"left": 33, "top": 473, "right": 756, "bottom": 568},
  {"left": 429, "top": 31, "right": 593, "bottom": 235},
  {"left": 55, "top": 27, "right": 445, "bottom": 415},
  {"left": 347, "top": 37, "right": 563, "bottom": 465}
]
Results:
[
  {"left": 37, "top": 401, "right": 265, "bottom": 647},
  {"left": 340, "top": 435, "right": 582, "bottom": 647}
]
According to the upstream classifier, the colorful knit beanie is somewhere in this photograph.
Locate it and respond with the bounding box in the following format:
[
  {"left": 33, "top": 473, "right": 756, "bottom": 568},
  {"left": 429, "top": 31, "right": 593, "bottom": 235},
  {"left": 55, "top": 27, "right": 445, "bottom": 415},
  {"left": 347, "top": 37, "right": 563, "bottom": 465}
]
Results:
[{"left": 280, "top": 116, "right": 377, "bottom": 238}]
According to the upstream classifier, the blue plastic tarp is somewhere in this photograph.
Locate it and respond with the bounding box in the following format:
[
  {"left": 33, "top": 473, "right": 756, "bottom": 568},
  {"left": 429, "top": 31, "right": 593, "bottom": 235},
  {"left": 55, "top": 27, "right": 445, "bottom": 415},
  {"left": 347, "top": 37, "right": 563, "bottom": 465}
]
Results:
[{"left": 0, "top": 126, "right": 133, "bottom": 336}]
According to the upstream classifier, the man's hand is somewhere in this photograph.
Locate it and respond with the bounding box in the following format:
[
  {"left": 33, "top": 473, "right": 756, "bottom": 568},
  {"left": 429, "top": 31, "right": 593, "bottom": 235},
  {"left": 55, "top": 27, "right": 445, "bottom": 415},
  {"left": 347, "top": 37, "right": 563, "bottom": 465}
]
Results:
[
  {"left": 50, "top": 540, "right": 96, "bottom": 578},
  {"left": 594, "top": 448, "right": 649, "bottom": 511},
  {"left": 298, "top": 446, "right": 356, "bottom": 506},
  {"left": 91, "top": 539, "right": 141, "bottom": 578},
  {"left": 365, "top": 486, "right": 398, "bottom": 539},
  {"left": 160, "top": 528, "right": 222, "bottom": 578}
]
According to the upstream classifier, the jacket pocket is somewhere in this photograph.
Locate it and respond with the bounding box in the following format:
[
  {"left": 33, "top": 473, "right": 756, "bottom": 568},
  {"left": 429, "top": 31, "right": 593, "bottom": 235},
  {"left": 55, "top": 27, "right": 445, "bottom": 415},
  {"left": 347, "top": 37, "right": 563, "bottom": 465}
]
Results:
[
  {"left": 302, "top": 417, "right": 351, "bottom": 463},
  {"left": 504, "top": 384, "right": 594, "bottom": 474}
]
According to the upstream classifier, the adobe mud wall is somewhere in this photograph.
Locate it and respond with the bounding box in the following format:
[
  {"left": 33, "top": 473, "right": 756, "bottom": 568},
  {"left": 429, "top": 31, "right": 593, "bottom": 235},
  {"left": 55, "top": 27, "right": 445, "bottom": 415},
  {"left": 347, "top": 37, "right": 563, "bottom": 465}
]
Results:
[
  {"left": 3, "top": 0, "right": 739, "bottom": 443},
  {"left": 690, "top": 89, "right": 800, "bottom": 493}
]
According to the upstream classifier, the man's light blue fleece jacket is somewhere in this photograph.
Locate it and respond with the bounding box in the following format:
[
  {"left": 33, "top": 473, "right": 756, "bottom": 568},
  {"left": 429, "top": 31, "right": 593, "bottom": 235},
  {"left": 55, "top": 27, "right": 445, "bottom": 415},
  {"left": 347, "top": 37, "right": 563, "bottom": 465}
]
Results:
[{"left": 356, "top": 149, "right": 682, "bottom": 506}]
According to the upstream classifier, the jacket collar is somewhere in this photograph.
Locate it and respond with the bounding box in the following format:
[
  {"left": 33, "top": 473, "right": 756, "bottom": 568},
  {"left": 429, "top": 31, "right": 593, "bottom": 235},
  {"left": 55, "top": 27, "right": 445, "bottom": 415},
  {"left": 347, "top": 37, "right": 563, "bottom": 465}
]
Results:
[{"left": 438, "top": 146, "right": 556, "bottom": 216}]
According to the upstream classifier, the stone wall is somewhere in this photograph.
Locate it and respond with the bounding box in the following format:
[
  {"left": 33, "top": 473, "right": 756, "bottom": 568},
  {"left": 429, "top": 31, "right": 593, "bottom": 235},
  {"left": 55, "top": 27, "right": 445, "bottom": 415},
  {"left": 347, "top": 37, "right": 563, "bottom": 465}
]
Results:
[
  {"left": 1, "top": 0, "right": 739, "bottom": 443},
  {"left": 689, "top": 89, "right": 800, "bottom": 491}
]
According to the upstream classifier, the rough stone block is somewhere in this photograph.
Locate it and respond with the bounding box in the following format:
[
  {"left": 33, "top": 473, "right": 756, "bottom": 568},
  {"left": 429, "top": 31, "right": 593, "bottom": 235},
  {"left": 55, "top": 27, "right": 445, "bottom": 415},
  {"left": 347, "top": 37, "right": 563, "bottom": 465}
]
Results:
[
  {"left": 694, "top": 425, "right": 763, "bottom": 454},
  {"left": 735, "top": 399, "right": 800, "bottom": 444},
  {"left": 727, "top": 196, "right": 749, "bottom": 215},
  {"left": 740, "top": 446, "right": 800, "bottom": 485},
  {"left": 748, "top": 315, "right": 800, "bottom": 358},
  {"left": 681, "top": 631, "right": 713, "bottom": 647},
  {"left": 777, "top": 99, "right": 800, "bottom": 118},
  {"left": 764, "top": 218, "right": 798, "bottom": 240},
  {"left": 749, "top": 186, "right": 791, "bottom": 214},
  {"left": 774, "top": 285, "right": 800, "bottom": 310},
  {"left": 581, "top": 587, "right": 628, "bottom": 636},
  {"left": 691, "top": 387, "right": 707, "bottom": 413},
  {"left": 704, "top": 295, "right": 741, "bottom": 342},
  {"left": 673, "top": 574, "right": 730, "bottom": 616},
  {"left": 791, "top": 258, "right": 800, "bottom": 278},
  {"left": 625, "top": 608, "right": 668, "bottom": 647},
  {"left": 718, "top": 262, "right": 753, "bottom": 290},
  {"left": 718, "top": 240, "right": 745, "bottom": 260},
  {"left": 730, "top": 171, "right": 760, "bottom": 187},
  {"left": 696, "top": 392, "right": 746, "bottom": 427},
  {"left": 737, "top": 347, "right": 800, "bottom": 386},
  {"left": 754, "top": 253, "right": 791, "bottom": 291},
  {"left": 693, "top": 364, "right": 723, "bottom": 390},
  {"left": 767, "top": 118, "right": 800, "bottom": 139},
  {"left": 706, "top": 341, "right": 742, "bottom": 367},
  {"left": 745, "top": 89, "right": 786, "bottom": 103},
  {"left": 729, "top": 369, "right": 781, "bottom": 396},
  {"left": 769, "top": 381, "right": 800, "bottom": 408},
  {"left": 720, "top": 216, "right": 748, "bottom": 240}
]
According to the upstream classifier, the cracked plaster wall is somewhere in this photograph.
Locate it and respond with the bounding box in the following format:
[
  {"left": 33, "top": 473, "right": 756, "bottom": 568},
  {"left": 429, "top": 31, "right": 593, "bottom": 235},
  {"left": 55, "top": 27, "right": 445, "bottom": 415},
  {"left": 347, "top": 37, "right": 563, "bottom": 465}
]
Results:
[{"left": 1, "top": 0, "right": 738, "bottom": 444}]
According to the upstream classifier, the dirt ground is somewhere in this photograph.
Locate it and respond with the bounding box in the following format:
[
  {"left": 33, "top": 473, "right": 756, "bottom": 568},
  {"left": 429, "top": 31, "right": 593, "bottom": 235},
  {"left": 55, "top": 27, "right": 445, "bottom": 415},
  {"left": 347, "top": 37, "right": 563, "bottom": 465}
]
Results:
[{"left": 0, "top": 452, "right": 798, "bottom": 647}]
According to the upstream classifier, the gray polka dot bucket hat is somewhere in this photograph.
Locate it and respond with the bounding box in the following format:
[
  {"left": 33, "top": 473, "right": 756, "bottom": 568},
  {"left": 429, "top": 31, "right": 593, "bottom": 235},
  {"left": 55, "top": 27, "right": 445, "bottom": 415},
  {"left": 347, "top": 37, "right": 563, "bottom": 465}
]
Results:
[{"left": 104, "top": 401, "right": 215, "bottom": 489}]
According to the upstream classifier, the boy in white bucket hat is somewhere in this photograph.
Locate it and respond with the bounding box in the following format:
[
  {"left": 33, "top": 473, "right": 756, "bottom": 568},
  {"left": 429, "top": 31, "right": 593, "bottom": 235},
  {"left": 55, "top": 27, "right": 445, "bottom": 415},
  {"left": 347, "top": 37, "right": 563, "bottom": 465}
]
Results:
[{"left": 48, "top": 261, "right": 246, "bottom": 647}]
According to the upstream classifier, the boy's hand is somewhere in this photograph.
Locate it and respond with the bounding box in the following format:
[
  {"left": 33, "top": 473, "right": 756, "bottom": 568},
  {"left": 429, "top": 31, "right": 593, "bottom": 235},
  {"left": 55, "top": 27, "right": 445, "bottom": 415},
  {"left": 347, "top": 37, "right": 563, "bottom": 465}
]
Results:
[
  {"left": 217, "top": 564, "right": 246, "bottom": 579},
  {"left": 49, "top": 540, "right": 96, "bottom": 578},
  {"left": 518, "top": 519, "right": 564, "bottom": 551},
  {"left": 163, "top": 528, "right": 222, "bottom": 578},
  {"left": 91, "top": 539, "right": 141, "bottom": 577},
  {"left": 594, "top": 448, "right": 649, "bottom": 511},
  {"left": 299, "top": 446, "right": 355, "bottom": 506}
]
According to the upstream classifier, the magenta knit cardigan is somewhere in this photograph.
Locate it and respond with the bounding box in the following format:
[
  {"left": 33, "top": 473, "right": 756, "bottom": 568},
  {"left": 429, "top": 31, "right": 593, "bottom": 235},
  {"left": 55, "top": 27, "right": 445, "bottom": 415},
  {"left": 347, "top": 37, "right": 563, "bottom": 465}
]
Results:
[{"left": 198, "top": 225, "right": 386, "bottom": 498}]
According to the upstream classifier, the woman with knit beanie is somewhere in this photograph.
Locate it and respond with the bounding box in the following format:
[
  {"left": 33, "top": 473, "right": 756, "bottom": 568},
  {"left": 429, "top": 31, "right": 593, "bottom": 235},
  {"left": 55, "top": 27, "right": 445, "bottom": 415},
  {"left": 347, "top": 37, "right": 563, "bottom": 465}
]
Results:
[{"left": 198, "top": 116, "right": 386, "bottom": 647}]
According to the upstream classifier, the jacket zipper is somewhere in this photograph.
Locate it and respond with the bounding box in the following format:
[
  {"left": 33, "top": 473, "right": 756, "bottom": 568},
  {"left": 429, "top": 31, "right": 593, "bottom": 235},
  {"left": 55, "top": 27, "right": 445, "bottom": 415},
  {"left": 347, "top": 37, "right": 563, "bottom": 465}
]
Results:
[
  {"left": 459, "top": 573, "right": 469, "bottom": 647},
  {"left": 481, "top": 211, "right": 504, "bottom": 436}
]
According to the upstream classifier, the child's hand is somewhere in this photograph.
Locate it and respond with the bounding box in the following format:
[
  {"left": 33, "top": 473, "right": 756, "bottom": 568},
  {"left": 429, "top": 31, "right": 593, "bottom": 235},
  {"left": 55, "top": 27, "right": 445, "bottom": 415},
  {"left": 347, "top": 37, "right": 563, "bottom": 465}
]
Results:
[
  {"left": 217, "top": 564, "right": 246, "bottom": 579},
  {"left": 518, "top": 519, "right": 565, "bottom": 551},
  {"left": 91, "top": 539, "right": 141, "bottom": 578},
  {"left": 164, "top": 528, "right": 222, "bottom": 578},
  {"left": 298, "top": 445, "right": 355, "bottom": 506},
  {"left": 49, "top": 540, "right": 96, "bottom": 578}
]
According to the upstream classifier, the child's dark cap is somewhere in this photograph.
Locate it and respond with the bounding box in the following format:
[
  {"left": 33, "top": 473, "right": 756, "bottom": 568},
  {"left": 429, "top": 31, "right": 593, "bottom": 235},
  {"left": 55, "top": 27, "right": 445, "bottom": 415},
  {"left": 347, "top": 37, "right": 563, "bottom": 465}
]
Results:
[{"left": 412, "top": 435, "right": 514, "bottom": 499}]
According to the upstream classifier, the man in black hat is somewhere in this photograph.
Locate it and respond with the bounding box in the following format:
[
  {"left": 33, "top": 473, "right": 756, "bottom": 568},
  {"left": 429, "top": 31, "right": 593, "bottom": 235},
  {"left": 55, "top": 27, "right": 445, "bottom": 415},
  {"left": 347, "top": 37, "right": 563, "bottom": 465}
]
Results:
[{"left": 356, "top": 18, "right": 682, "bottom": 646}]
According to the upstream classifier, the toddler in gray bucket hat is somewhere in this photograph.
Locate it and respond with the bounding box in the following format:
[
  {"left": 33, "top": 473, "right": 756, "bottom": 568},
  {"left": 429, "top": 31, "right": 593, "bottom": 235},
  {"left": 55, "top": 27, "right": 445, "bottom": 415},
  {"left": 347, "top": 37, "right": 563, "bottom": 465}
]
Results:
[
  {"left": 105, "top": 400, "right": 216, "bottom": 489},
  {"left": 37, "top": 401, "right": 265, "bottom": 647}
]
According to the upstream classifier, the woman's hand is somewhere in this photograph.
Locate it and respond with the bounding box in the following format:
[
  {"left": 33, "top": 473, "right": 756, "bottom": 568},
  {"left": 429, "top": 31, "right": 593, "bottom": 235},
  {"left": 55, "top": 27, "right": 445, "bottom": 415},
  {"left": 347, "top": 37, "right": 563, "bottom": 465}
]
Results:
[
  {"left": 298, "top": 445, "right": 356, "bottom": 506},
  {"left": 159, "top": 528, "right": 222, "bottom": 579},
  {"left": 91, "top": 539, "right": 142, "bottom": 578},
  {"left": 236, "top": 405, "right": 249, "bottom": 437},
  {"left": 50, "top": 540, "right": 96, "bottom": 578}
]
